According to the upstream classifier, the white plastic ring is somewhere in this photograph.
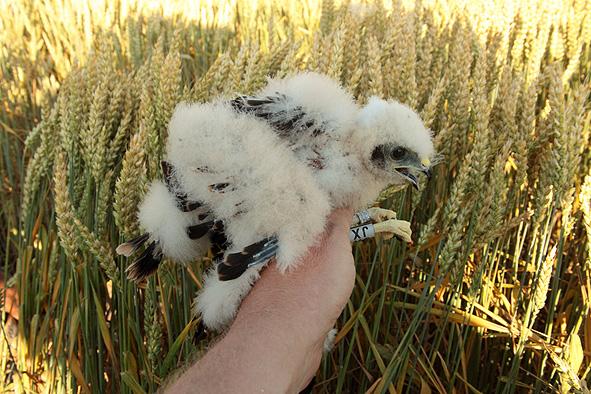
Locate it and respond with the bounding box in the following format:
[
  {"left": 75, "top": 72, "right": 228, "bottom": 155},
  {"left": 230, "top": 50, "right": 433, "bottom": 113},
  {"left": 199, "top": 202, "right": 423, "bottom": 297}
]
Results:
[{"left": 349, "top": 224, "right": 376, "bottom": 242}]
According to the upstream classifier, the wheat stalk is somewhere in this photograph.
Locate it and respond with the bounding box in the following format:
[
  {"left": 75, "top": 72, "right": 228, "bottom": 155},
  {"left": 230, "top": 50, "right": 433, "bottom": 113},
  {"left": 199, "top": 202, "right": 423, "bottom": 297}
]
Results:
[
  {"left": 5, "top": 1, "right": 591, "bottom": 392},
  {"left": 114, "top": 130, "right": 148, "bottom": 239}
]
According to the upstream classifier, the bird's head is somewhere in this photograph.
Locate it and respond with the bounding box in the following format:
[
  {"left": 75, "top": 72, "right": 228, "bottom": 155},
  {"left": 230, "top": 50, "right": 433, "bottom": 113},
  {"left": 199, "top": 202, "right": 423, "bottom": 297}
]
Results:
[{"left": 356, "top": 97, "right": 435, "bottom": 190}]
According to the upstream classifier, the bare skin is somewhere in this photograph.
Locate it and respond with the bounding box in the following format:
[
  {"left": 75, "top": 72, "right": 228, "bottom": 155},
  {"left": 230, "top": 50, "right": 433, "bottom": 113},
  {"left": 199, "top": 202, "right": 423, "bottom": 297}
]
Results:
[{"left": 165, "top": 209, "right": 355, "bottom": 393}]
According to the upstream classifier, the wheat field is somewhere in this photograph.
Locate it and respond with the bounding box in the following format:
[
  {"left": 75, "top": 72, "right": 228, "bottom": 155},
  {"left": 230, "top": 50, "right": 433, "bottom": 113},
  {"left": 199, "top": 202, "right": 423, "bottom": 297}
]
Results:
[{"left": 1, "top": 0, "right": 590, "bottom": 392}]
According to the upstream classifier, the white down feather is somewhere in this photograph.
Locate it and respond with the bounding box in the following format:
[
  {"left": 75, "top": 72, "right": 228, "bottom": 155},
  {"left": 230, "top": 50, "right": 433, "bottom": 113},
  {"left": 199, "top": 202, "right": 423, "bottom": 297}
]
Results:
[
  {"left": 260, "top": 72, "right": 358, "bottom": 138},
  {"left": 138, "top": 181, "right": 209, "bottom": 262},
  {"left": 166, "top": 101, "right": 332, "bottom": 270}
]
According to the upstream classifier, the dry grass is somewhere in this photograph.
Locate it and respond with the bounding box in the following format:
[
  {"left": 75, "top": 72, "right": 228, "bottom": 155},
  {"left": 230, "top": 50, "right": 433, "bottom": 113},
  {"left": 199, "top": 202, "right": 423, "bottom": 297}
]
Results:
[{"left": 1, "top": 0, "right": 590, "bottom": 392}]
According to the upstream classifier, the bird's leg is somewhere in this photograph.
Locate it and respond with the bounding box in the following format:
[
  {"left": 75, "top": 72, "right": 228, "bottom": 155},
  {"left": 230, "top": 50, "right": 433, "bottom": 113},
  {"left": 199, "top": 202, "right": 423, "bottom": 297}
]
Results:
[
  {"left": 351, "top": 210, "right": 371, "bottom": 226},
  {"left": 367, "top": 207, "right": 397, "bottom": 223},
  {"left": 352, "top": 207, "right": 397, "bottom": 225},
  {"left": 350, "top": 207, "right": 412, "bottom": 243}
]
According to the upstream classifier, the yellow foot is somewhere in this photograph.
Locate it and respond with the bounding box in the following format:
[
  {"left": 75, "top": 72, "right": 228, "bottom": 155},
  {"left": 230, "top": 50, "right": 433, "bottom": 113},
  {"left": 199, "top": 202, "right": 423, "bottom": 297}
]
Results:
[
  {"left": 350, "top": 208, "right": 412, "bottom": 243},
  {"left": 367, "top": 207, "right": 397, "bottom": 222},
  {"left": 374, "top": 219, "right": 413, "bottom": 243}
]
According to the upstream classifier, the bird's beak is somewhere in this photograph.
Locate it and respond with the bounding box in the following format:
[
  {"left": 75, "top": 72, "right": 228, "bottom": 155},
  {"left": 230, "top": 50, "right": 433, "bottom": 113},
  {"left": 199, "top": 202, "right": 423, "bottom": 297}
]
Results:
[
  {"left": 396, "top": 169, "right": 419, "bottom": 190},
  {"left": 396, "top": 157, "right": 431, "bottom": 190},
  {"left": 421, "top": 158, "right": 431, "bottom": 175},
  {"left": 407, "top": 173, "right": 419, "bottom": 190},
  {"left": 420, "top": 157, "right": 432, "bottom": 179}
]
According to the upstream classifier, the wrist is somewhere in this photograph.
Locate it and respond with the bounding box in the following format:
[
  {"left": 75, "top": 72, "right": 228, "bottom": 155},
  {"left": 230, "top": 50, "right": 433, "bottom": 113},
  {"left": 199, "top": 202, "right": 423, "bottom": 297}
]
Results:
[
  {"left": 225, "top": 307, "right": 323, "bottom": 392},
  {"left": 220, "top": 265, "right": 332, "bottom": 391}
]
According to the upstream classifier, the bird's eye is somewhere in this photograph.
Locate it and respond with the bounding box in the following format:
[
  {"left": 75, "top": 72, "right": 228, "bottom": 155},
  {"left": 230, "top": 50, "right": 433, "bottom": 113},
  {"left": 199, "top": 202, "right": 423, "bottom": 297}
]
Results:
[{"left": 390, "top": 147, "right": 406, "bottom": 160}]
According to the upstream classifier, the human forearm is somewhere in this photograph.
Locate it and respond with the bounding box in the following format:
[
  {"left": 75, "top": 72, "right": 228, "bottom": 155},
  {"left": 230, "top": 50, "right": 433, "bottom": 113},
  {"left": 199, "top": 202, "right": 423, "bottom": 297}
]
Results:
[
  {"left": 165, "top": 273, "right": 327, "bottom": 394},
  {"left": 164, "top": 209, "right": 354, "bottom": 393}
]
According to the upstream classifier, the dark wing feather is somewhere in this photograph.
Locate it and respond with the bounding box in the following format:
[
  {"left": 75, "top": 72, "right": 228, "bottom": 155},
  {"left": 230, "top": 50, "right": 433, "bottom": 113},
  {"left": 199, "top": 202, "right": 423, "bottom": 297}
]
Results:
[
  {"left": 186, "top": 220, "right": 223, "bottom": 239},
  {"left": 217, "top": 237, "right": 279, "bottom": 281},
  {"left": 161, "top": 160, "right": 203, "bottom": 212},
  {"left": 209, "top": 222, "right": 228, "bottom": 259},
  {"left": 230, "top": 94, "right": 320, "bottom": 136},
  {"left": 187, "top": 221, "right": 215, "bottom": 239}
]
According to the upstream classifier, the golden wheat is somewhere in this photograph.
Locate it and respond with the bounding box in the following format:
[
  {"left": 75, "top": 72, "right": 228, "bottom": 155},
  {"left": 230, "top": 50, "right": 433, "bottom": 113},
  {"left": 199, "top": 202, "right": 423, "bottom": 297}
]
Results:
[{"left": 2, "top": 0, "right": 591, "bottom": 392}]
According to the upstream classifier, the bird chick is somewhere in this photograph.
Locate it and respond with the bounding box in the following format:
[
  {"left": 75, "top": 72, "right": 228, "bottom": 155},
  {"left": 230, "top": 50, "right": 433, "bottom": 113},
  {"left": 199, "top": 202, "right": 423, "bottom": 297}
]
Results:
[{"left": 117, "top": 72, "right": 434, "bottom": 332}]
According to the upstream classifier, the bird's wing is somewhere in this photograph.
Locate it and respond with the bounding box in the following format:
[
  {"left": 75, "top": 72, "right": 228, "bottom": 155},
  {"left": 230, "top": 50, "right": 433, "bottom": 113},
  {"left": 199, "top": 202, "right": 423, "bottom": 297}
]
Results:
[
  {"left": 120, "top": 160, "right": 227, "bottom": 282},
  {"left": 167, "top": 101, "right": 332, "bottom": 280},
  {"left": 230, "top": 94, "right": 323, "bottom": 137},
  {"left": 230, "top": 72, "right": 358, "bottom": 141},
  {"left": 217, "top": 236, "right": 278, "bottom": 280},
  {"left": 163, "top": 160, "right": 230, "bottom": 261}
]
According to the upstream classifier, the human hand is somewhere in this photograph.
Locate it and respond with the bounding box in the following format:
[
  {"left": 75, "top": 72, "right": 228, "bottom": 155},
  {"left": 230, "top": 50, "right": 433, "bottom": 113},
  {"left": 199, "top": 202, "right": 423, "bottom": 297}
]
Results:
[
  {"left": 238, "top": 208, "right": 356, "bottom": 391},
  {"left": 164, "top": 208, "right": 355, "bottom": 393}
]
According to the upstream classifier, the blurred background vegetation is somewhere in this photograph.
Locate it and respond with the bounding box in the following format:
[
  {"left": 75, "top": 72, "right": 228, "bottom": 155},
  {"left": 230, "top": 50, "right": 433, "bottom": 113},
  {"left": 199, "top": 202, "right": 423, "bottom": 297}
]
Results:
[{"left": 1, "top": 0, "right": 590, "bottom": 392}]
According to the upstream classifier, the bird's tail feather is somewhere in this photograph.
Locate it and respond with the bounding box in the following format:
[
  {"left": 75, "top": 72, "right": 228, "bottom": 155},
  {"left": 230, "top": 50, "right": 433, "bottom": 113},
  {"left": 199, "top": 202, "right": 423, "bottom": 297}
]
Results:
[
  {"left": 115, "top": 232, "right": 149, "bottom": 257},
  {"left": 125, "top": 241, "right": 163, "bottom": 282}
]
